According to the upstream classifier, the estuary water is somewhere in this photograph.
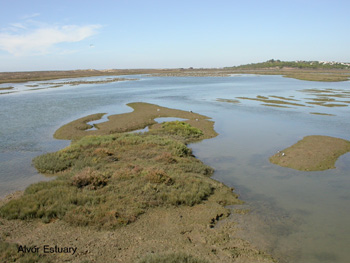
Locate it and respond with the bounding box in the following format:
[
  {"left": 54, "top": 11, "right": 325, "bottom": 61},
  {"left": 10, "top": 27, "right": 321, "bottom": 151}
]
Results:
[{"left": 0, "top": 74, "right": 349, "bottom": 262}]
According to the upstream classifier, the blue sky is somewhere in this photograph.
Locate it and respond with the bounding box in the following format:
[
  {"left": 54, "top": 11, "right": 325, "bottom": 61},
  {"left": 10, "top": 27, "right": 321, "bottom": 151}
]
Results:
[{"left": 0, "top": 0, "right": 349, "bottom": 71}]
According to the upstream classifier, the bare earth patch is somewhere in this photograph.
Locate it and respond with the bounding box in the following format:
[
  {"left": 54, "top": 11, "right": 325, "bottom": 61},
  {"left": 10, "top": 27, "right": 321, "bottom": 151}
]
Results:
[
  {"left": 0, "top": 202, "right": 275, "bottom": 263},
  {"left": 270, "top": 135, "right": 350, "bottom": 171}
]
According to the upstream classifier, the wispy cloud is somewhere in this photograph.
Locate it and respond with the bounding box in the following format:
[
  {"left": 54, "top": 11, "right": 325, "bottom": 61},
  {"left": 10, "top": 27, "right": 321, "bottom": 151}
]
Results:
[
  {"left": 0, "top": 22, "right": 101, "bottom": 56},
  {"left": 20, "top": 13, "right": 41, "bottom": 20},
  {"left": 9, "top": 23, "right": 27, "bottom": 30}
]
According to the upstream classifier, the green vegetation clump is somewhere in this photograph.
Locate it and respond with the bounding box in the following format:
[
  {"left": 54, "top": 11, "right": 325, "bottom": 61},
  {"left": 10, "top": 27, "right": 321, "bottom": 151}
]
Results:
[
  {"left": 157, "top": 121, "right": 203, "bottom": 142},
  {"left": 32, "top": 152, "right": 75, "bottom": 174},
  {"left": 0, "top": 127, "right": 236, "bottom": 228},
  {"left": 138, "top": 253, "right": 209, "bottom": 263},
  {"left": 162, "top": 121, "right": 203, "bottom": 136}
]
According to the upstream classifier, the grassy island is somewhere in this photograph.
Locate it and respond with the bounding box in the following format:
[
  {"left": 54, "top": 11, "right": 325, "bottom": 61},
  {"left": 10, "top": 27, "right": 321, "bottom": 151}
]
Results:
[{"left": 0, "top": 103, "right": 275, "bottom": 263}]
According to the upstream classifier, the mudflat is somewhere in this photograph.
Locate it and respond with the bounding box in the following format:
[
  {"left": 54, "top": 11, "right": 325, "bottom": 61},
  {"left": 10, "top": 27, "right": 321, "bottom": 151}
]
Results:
[
  {"left": 269, "top": 135, "right": 350, "bottom": 171},
  {"left": 54, "top": 102, "right": 218, "bottom": 140}
]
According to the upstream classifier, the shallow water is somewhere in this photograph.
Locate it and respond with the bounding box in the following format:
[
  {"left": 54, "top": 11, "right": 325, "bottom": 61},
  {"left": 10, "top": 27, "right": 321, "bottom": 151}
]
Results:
[{"left": 0, "top": 74, "right": 349, "bottom": 262}]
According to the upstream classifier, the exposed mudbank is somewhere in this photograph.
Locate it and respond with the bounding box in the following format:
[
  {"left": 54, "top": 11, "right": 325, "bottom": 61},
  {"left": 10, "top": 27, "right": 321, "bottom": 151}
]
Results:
[
  {"left": 0, "top": 86, "right": 14, "bottom": 90},
  {"left": 54, "top": 102, "right": 218, "bottom": 140},
  {"left": 217, "top": 87, "right": 350, "bottom": 117},
  {"left": 269, "top": 135, "right": 350, "bottom": 171}
]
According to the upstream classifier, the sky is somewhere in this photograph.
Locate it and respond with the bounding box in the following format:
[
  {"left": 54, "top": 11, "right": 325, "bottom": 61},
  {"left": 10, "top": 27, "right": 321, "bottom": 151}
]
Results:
[{"left": 0, "top": 0, "right": 349, "bottom": 71}]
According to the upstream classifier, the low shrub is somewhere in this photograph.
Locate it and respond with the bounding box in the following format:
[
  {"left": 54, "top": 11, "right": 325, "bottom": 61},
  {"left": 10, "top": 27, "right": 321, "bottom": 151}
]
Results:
[
  {"left": 32, "top": 152, "right": 74, "bottom": 174},
  {"left": 144, "top": 168, "right": 173, "bottom": 185},
  {"left": 71, "top": 167, "right": 108, "bottom": 189},
  {"left": 154, "top": 152, "right": 177, "bottom": 163},
  {"left": 162, "top": 121, "right": 203, "bottom": 138}
]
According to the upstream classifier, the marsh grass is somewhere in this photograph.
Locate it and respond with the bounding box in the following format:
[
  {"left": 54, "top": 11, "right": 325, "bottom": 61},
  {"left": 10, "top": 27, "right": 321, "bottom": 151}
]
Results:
[
  {"left": 157, "top": 121, "right": 203, "bottom": 142},
  {"left": 0, "top": 123, "right": 235, "bottom": 229}
]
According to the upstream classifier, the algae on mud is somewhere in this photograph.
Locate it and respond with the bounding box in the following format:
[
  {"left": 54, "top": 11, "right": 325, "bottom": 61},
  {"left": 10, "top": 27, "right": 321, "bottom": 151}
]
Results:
[
  {"left": 0, "top": 104, "right": 275, "bottom": 263},
  {"left": 270, "top": 135, "right": 350, "bottom": 171}
]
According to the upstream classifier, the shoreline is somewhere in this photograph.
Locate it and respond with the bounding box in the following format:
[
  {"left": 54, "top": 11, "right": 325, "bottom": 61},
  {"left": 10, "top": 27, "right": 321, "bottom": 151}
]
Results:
[{"left": 1, "top": 68, "right": 350, "bottom": 85}]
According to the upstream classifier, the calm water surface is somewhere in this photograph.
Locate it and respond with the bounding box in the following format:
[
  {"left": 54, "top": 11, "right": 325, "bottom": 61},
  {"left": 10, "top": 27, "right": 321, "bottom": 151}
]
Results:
[{"left": 1, "top": 75, "right": 349, "bottom": 262}]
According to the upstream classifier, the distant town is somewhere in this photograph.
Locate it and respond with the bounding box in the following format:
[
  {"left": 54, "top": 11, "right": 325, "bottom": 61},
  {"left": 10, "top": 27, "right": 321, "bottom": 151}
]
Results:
[{"left": 314, "top": 61, "right": 350, "bottom": 66}]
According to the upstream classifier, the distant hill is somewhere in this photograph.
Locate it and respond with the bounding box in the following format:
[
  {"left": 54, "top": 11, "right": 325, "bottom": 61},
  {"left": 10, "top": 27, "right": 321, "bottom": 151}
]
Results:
[{"left": 226, "top": 59, "right": 350, "bottom": 70}]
